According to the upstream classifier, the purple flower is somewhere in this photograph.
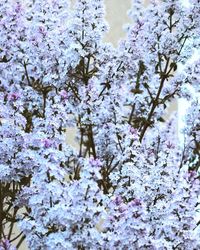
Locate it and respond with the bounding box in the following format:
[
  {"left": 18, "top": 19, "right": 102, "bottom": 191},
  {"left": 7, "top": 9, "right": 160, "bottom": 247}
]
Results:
[
  {"left": 8, "top": 93, "right": 20, "bottom": 101},
  {"left": 38, "top": 26, "right": 47, "bottom": 37},
  {"left": 89, "top": 157, "right": 103, "bottom": 167},
  {"left": 129, "top": 126, "right": 138, "bottom": 136},
  {"left": 166, "top": 141, "right": 175, "bottom": 149},
  {"left": 109, "top": 216, "right": 115, "bottom": 223},
  {"left": 15, "top": 3, "right": 22, "bottom": 14},
  {"left": 0, "top": 238, "right": 16, "bottom": 250},
  {"left": 130, "top": 198, "right": 142, "bottom": 207},
  {"left": 118, "top": 204, "right": 127, "bottom": 213},
  {"left": 60, "top": 90, "right": 68, "bottom": 100},
  {"left": 30, "top": 37, "right": 39, "bottom": 46},
  {"left": 113, "top": 196, "right": 123, "bottom": 206},
  {"left": 187, "top": 170, "right": 198, "bottom": 183},
  {"left": 43, "top": 139, "right": 53, "bottom": 148},
  {"left": 133, "top": 211, "right": 141, "bottom": 218}
]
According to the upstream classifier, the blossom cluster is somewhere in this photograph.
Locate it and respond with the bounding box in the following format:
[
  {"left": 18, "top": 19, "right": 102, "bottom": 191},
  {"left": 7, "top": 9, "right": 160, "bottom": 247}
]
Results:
[{"left": 0, "top": 0, "right": 200, "bottom": 249}]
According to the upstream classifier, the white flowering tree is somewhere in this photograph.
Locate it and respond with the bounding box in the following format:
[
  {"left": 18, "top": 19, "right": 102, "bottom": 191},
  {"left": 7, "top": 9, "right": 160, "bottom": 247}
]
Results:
[{"left": 0, "top": 0, "right": 200, "bottom": 249}]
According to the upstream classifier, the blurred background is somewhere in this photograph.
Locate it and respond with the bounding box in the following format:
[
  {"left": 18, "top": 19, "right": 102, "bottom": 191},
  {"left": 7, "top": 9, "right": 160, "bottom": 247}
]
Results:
[{"left": 104, "top": 0, "right": 132, "bottom": 46}]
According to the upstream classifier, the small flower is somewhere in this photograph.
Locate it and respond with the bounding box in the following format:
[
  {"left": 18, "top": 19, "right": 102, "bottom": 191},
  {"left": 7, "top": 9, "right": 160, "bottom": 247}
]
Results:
[
  {"left": 38, "top": 26, "right": 47, "bottom": 37},
  {"left": 132, "top": 211, "right": 141, "bottom": 218},
  {"left": 8, "top": 93, "right": 20, "bottom": 101},
  {"left": 147, "top": 148, "right": 155, "bottom": 156},
  {"left": 118, "top": 204, "right": 127, "bottom": 213},
  {"left": 113, "top": 196, "right": 123, "bottom": 206},
  {"left": 130, "top": 198, "right": 142, "bottom": 207},
  {"left": 108, "top": 216, "right": 115, "bottom": 223},
  {"left": 89, "top": 157, "right": 103, "bottom": 167},
  {"left": 43, "top": 139, "right": 53, "bottom": 148},
  {"left": 0, "top": 238, "right": 16, "bottom": 250},
  {"left": 166, "top": 141, "right": 175, "bottom": 149},
  {"left": 15, "top": 3, "right": 22, "bottom": 14},
  {"left": 60, "top": 90, "right": 68, "bottom": 100},
  {"left": 30, "top": 37, "right": 39, "bottom": 47},
  {"left": 187, "top": 170, "right": 198, "bottom": 182},
  {"left": 129, "top": 126, "right": 138, "bottom": 136}
]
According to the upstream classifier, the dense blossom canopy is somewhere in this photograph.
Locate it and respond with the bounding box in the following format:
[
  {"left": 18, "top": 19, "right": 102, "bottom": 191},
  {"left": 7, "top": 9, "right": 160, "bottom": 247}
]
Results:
[{"left": 0, "top": 0, "right": 200, "bottom": 249}]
